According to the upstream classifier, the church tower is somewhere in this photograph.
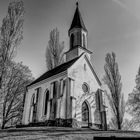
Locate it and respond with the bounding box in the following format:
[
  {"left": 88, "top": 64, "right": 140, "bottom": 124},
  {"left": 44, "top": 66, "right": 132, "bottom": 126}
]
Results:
[{"left": 66, "top": 2, "right": 92, "bottom": 62}]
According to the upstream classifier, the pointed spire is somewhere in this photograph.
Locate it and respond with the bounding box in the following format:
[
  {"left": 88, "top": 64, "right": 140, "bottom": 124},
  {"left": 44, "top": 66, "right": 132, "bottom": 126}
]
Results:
[{"left": 69, "top": 2, "right": 87, "bottom": 32}]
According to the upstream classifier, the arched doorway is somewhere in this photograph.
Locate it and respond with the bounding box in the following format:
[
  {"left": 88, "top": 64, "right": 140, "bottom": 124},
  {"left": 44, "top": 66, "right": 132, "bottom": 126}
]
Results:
[{"left": 82, "top": 101, "right": 89, "bottom": 127}]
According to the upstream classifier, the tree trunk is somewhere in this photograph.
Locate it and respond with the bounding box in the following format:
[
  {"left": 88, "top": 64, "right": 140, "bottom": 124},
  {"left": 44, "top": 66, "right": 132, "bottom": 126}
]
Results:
[
  {"left": 0, "top": 76, "right": 2, "bottom": 89},
  {"left": 117, "top": 112, "right": 121, "bottom": 130},
  {"left": 1, "top": 120, "right": 6, "bottom": 129},
  {"left": 118, "top": 118, "right": 121, "bottom": 130}
]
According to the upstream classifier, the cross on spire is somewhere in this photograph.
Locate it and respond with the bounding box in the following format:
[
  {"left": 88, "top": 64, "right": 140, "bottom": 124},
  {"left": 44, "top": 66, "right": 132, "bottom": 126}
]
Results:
[{"left": 76, "top": 2, "right": 79, "bottom": 7}]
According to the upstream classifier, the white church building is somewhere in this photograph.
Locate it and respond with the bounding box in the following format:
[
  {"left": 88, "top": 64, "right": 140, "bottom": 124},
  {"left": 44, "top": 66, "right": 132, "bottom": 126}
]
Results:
[{"left": 22, "top": 3, "right": 107, "bottom": 129}]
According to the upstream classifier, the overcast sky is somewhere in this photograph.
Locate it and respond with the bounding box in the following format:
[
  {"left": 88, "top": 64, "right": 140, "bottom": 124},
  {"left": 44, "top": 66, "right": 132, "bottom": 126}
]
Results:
[{"left": 0, "top": 0, "right": 140, "bottom": 100}]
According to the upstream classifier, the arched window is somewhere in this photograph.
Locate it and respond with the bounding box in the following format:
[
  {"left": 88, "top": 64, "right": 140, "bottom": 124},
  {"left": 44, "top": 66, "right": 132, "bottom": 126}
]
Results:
[
  {"left": 82, "top": 101, "right": 89, "bottom": 122},
  {"left": 44, "top": 90, "right": 49, "bottom": 115},
  {"left": 70, "top": 34, "right": 74, "bottom": 49},
  {"left": 83, "top": 34, "right": 86, "bottom": 48}
]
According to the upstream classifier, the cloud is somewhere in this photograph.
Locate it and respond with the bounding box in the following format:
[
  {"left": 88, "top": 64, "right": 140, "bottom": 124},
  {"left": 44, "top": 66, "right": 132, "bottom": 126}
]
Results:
[
  {"left": 112, "top": 0, "right": 127, "bottom": 9},
  {"left": 112, "top": 0, "right": 140, "bottom": 19}
]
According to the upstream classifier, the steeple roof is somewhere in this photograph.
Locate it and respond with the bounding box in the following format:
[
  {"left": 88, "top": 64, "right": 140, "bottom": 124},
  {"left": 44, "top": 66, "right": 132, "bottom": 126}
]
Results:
[{"left": 69, "top": 2, "right": 87, "bottom": 32}]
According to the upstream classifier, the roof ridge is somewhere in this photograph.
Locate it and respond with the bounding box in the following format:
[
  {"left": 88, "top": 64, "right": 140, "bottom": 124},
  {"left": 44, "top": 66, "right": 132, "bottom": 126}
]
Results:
[{"left": 27, "top": 55, "right": 82, "bottom": 87}]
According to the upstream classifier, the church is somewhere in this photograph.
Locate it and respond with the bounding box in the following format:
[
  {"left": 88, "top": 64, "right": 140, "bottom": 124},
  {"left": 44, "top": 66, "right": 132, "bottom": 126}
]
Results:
[{"left": 22, "top": 3, "right": 107, "bottom": 129}]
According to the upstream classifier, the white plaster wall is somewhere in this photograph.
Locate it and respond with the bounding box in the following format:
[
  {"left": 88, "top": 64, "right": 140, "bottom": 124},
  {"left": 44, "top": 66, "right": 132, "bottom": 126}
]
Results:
[
  {"left": 22, "top": 91, "right": 32, "bottom": 124},
  {"left": 68, "top": 55, "right": 101, "bottom": 124},
  {"left": 22, "top": 72, "right": 67, "bottom": 125},
  {"left": 78, "top": 48, "right": 90, "bottom": 60},
  {"left": 81, "top": 30, "right": 87, "bottom": 49}
]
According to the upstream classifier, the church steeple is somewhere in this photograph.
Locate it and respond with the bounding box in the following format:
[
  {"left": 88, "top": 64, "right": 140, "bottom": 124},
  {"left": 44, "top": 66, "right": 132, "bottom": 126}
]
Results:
[
  {"left": 66, "top": 2, "right": 92, "bottom": 62},
  {"left": 69, "top": 2, "right": 87, "bottom": 32}
]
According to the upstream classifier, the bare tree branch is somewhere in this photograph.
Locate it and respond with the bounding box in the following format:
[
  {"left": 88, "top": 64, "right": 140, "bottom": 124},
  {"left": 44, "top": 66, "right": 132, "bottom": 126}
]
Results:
[
  {"left": 1, "top": 61, "right": 34, "bottom": 129},
  {"left": 127, "top": 66, "right": 140, "bottom": 130},
  {"left": 45, "top": 28, "right": 65, "bottom": 71}
]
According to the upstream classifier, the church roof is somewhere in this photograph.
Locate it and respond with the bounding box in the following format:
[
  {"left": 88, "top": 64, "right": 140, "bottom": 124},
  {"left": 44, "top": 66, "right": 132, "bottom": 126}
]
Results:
[
  {"left": 69, "top": 2, "right": 87, "bottom": 32},
  {"left": 27, "top": 56, "right": 81, "bottom": 87}
]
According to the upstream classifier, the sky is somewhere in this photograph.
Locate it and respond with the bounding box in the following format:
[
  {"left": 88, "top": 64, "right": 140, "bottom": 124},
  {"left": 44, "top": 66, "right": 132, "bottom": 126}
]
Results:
[{"left": 0, "top": 0, "right": 140, "bottom": 100}]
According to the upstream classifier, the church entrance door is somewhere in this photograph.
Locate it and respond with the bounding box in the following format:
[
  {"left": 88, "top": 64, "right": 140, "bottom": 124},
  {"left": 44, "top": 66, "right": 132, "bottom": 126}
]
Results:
[{"left": 82, "top": 101, "right": 89, "bottom": 127}]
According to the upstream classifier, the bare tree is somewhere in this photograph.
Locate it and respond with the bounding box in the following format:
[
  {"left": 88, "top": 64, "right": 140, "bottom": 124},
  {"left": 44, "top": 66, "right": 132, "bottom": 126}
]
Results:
[
  {"left": 121, "top": 118, "right": 136, "bottom": 130},
  {"left": 126, "top": 66, "right": 140, "bottom": 130},
  {"left": 0, "top": 0, "right": 27, "bottom": 129},
  {"left": 45, "top": 28, "right": 65, "bottom": 71},
  {"left": 1, "top": 61, "right": 34, "bottom": 129},
  {"left": 103, "top": 52, "right": 125, "bottom": 130},
  {"left": 0, "top": 0, "right": 24, "bottom": 90}
]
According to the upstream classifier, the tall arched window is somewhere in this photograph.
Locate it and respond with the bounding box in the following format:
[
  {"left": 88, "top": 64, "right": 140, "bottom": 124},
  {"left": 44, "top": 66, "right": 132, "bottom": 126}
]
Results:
[
  {"left": 44, "top": 90, "right": 49, "bottom": 115},
  {"left": 70, "top": 34, "right": 74, "bottom": 49},
  {"left": 83, "top": 34, "right": 86, "bottom": 48},
  {"left": 82, "top": 101, "right": 89, "bottom": 122}
]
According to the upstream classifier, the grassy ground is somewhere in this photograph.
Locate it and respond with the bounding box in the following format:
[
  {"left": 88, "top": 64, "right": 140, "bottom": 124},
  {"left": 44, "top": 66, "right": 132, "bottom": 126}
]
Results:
[{"left": 0, "top": 127, "right": 140, "bottom": 140}]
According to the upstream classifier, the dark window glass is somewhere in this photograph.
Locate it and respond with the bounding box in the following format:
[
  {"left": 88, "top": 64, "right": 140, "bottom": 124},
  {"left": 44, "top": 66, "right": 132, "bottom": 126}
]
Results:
[
  {"left": 53, "top": 81, "right": 58, "bottom": 98},
  {"left": 82, "top": 102, "right": 89, "bottom": 122},
  {"left": 70, "top": 34, "right": 74, "bottom": 48},
  {"left": 44, "top": 90, "right": 49, "bottom": 115}
]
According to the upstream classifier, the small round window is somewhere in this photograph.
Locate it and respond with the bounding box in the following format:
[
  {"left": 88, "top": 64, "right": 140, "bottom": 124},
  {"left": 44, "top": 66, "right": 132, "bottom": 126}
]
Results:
[{"left": 82, "top": 82, "right": 89, "bottom": 93}]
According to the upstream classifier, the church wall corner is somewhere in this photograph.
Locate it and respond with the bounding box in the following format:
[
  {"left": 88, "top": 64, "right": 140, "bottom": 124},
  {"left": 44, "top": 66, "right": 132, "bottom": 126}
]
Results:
[{"left": 22, "top": 73, "right": 68, "bottom": 125}]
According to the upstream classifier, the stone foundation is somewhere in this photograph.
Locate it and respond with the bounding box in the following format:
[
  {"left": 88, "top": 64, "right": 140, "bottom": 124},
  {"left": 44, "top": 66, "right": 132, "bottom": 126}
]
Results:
[
  {"left": 18, "top": 119, "right": 101, "bottom": 129},
  {"left": 45, "top": 118, "right": 77, "bottom": 127}
]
